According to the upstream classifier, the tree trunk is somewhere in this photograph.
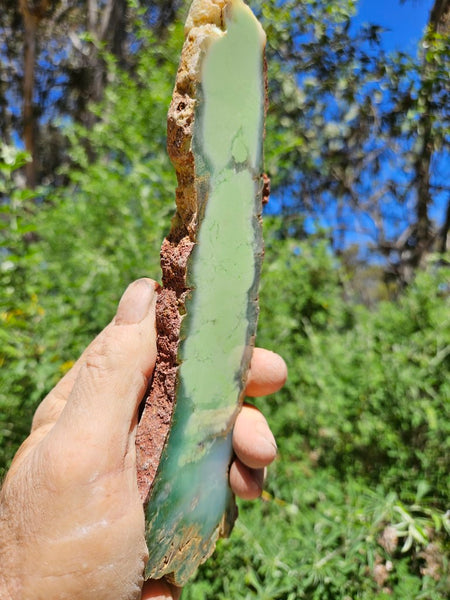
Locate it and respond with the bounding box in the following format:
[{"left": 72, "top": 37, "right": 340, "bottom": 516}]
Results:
[
  {"left": 429, "top": 0, "right": 450, "bottom": 34},
  {"left": 78, "top": 0, "right": 128, "bottom": 129},
  {"left": 400, "top": 0, "right": 450, "bottom": 278},
  {"left": 18, "top": 0, "right": 49, "bottom": 189},
  {"left": 429, "top": 2, "right": 450, "bottom": 257},
  {"left": 410, "top": 116, "right": 433, "bottom": 271},
  {"left": 439, "top": 196, "right": 450, "bottom": 254},
  {"left": 19, "top": 2, "right": 37, "bottom": 188}
]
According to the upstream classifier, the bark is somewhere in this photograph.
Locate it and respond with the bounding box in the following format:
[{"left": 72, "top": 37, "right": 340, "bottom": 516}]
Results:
[
  {"left": 439, "top": 196, "right": 450, "bottom": 254},
  {"left": 18, "top": 1, "right": 49, "bottom": 188},
  {"left": 429, "top": 0, "right": 450, "bottom": 34},
  {"left": 398, "top": 0, "right": 450, "bottom": 279},
  {"left": 410, "top": 118, "right": 433, "bottom": 271},
  {"left": 79, "top": 0, "right": 128, "bottom": 128}
]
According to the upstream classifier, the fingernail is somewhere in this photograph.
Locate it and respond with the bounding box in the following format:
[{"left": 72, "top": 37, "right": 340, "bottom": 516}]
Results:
[
  {"left": 256, "top": 420, "right": 278, "bottom": 454},
  {"left": 115, "top": 278, "right": 156, "bottom": 325},
  {"left": 252, "top": 467, "right": 266, "bottom": 493}
]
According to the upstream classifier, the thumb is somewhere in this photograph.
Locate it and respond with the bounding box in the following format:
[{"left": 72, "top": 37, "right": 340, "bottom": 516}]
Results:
[{"left": 49, "top": 278, "right": 158, "bottom": 474}]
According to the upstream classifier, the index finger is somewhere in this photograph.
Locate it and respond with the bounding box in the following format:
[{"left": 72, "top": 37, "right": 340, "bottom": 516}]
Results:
[{"left": 245, "top": 348, "right": 287, "bottom": 397}]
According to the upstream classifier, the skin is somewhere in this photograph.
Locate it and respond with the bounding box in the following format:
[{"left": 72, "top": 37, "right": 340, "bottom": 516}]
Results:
[{"left": 0, "top": 278, "right": 287, "bottom": 600}]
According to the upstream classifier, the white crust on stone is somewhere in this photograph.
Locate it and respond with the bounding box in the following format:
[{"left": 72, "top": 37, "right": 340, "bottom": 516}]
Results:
[{"left": 185, "top": 0, "right": 229, "bottom": 32}]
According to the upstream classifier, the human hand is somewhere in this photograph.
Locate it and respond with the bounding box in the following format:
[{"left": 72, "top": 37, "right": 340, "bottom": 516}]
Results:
[{"left": 0, "top": 279, "right": 287, "bottom": 600}]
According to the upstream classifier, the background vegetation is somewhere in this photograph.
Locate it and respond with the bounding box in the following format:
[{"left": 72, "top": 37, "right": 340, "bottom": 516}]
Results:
[{"left": 1, "top": 0, "right": 449, "bottom": 598}]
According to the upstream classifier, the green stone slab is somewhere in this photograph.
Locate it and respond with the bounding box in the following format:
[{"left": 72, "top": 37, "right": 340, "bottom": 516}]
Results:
[{"left": 140, "top": 0, "right": 267, "bottom": 585}]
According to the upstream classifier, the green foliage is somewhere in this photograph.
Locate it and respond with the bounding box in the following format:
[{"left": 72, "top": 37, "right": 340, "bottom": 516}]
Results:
[
  {"left": 255, "top": 222, "right": 450, "bottom": 504},
  {"left": 2, "top": 168, "right": 448, "bottom": 598},
  {"left": 0, "top": 23, "right": 181, "bottom": 477},
  {"left": 0, "top": 146, "right": 45, "bottom": 467},
  {"left": 294, "top": 266, "right": 449, "bottom": 502},
  {"left": 186, "top": 479, "right": 449, "bottom": 599},
  {"left": 184, "top": 223, "right": 449, "bottom": 599}
]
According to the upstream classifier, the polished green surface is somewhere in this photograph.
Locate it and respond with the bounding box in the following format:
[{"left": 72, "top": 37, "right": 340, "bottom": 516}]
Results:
[
  {"left": 144, "top": 0, "right": 265, "bottom": 584},
  {"left": 202, "top": 1, "right": 264, "bottom": 172}
]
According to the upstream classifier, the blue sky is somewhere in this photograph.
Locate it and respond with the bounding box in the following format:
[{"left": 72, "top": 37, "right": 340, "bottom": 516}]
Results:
[
  {"left": 294, "top": 1, "right": 446, "bottom": 254},
  {"left": 356, "top": 0, "right": 448, "bottom": 235},
  {"left": 356, "top": 0, "right": 434, "bottom": 52}
]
